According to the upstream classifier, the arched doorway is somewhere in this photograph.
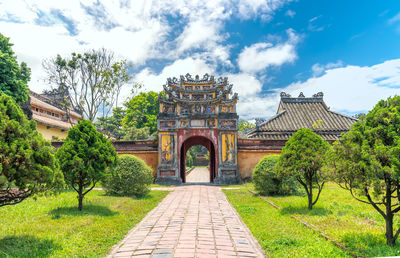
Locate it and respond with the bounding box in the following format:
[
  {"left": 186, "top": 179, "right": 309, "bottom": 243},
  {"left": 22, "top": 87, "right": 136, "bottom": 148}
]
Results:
[
  {"left": 156, "top": 73, "right": 239, "bottom": 185},
  {"left": 180, "top": 136, "right": 216, "bottom": 183}
]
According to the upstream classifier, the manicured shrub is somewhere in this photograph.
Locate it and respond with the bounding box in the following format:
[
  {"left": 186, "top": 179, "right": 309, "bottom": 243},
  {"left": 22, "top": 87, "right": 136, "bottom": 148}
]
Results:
[
  {"left": 252, "top": 155, "right": 296, "bottom": 196},
  {"left": 104, "top": 155, "right": 153, "bottom": 197}
]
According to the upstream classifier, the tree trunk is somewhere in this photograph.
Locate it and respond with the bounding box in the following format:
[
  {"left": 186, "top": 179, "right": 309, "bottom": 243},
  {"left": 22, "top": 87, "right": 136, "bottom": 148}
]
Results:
[
  {"left": 386, "top": 178, "right": 394, "bottom": 245},
  {"left": 308, "top": 178, "right": 313, "bottom": 210},
  {"left": 386, "top": 214, "right": 395, "bottom": 245},
  {"left": 78, "top": 183, "right": 83, "bottom": 211},
  {"left": 78, "top": 194, "right": 83, "bottom": 211}
]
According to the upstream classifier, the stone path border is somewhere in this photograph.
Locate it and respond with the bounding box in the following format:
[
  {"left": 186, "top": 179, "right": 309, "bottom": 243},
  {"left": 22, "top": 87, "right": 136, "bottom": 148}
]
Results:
[{"left": 107, "top": 185, "right": 264, "bottom": 257}]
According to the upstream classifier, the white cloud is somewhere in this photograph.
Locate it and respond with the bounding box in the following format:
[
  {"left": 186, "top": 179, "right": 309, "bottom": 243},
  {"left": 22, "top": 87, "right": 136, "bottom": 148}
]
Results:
[
  {"left": 176, "top": 18, "right": 224, "bottom": 54},
  {"left": 285, "top": 9, "right": 295, "bottom": 18},
  {"left": 311, "top": 61, "right": 343, "bottom": 77},
  {"left": 237, "top": 0, "right": 291, "bottom": 20},
  {"left": 134, "top": 58, "right": 268, "bottom": 119},
  {"left": 308, "top": 15, "right": 326, "bottom": 32},
  {"left": 388, "top": 12, "right": 400, "bottom": 24},
  {"left": 0, "top": 21, "right": 83, "bottom": 92},
  {"left": 235, "top": 59, "right": 400, "bottom": 120},
  {"left": 237, "top": 28, "right": 300, "bottom": 74},
  {"left": 224, "top": 73, "right": 262, "bottom": 97},
  {"left": 237, "top": 94, "right": 279, "bottom": 119},
  {"left": 0, "top": 0, "right": 293, "bottom": 95},
  {"left": 281, "top": 59, "right": 400, "bottom": 114},
  {"left": 135, "top": 57, "right": 216, "bottom": 93},
  {"left": 229, "top": 72, "right": 278, "bottom": 119}
]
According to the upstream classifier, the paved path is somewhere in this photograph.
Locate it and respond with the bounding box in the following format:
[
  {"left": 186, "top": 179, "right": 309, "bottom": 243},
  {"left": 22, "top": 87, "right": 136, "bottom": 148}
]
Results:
[
  {"left": 108, "top": 185, "right": 264, "bottom": 258},
  {"left": 186, "top": 167, "right": 210, "bottom": 183}
]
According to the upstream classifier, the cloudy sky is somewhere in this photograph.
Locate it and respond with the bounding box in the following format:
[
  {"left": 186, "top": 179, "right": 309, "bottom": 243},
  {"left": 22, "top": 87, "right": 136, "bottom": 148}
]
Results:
[{"left": 1, "top": 0, "right": 400, "bottom": 120}]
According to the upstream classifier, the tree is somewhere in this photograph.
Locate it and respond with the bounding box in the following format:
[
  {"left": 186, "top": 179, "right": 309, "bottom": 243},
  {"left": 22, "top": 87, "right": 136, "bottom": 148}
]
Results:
[
  {"left": 95, "top": 107, "right": 126, "bottom": 139},
  {"left": 0, "top": 33, "right": 30, "bottom": 103},
  {"left": 0, "top": 93, "right": 63, "bottom": 207},
  {"left": 186, "top": 149, "right": 194, "bottom": 168},
  {"left": 326, "top": 96, "right": 400, "bottom": 245},
  {"left": 123, "top": 91, "right": 159, "bottom": 134},
  {"left": 123, "top": 126, "right": 150, "bottom": 140},
  {"left": 238, "top": 119, "right": 255, "bottom": 132},
  {"left": 43, "top": 49, "right": 136, "bottom": 122},
  {"left": 276, "top": 128, "right": 329, "bottom": 210},
  {"left": 56, "top": 120, "right": 117, "bottom": 210},
  {"left": 352, "top": 113, "right": 365, "bottom": 119}
]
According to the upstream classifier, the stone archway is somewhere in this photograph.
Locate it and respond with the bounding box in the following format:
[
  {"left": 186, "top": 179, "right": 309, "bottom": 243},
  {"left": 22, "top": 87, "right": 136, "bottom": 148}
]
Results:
[
  {"left": 179, "top": 136, "right": 216, "bottom": 183},
  {"left": 155, "top": 74, "right": 240, "bottom": 185}
]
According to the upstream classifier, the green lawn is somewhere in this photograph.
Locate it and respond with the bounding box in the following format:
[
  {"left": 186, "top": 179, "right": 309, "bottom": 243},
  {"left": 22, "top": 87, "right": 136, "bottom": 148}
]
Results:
[
  {"left": 224, "top": 183, "right": 400, "bottom": 257},
  {"left": 150, "top": 184, "right": 175, "bottom": 188},
  {"left": 224, "top": 188, "right": 348, "bottom": 257},
  {"left": 0, "top": 190, "right": 168, "bottom": 257}
]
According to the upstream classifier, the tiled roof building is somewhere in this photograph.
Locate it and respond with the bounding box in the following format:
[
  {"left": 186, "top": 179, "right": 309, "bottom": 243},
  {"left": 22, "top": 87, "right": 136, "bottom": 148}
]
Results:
[
  {"left": 30, "top": 91, "right": 82, "bottom": 140},
  {"left": 246, "top": 92, "right": 357, "bottom": 141}
]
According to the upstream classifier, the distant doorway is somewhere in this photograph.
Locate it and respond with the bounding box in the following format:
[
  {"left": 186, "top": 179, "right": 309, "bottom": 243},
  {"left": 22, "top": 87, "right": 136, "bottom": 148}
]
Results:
[
  {"left": 185, "top": 145, "right": 209, "bottom": 183},
  {"left": 180, "top": 136, "right": 216, "bottom": 183}
]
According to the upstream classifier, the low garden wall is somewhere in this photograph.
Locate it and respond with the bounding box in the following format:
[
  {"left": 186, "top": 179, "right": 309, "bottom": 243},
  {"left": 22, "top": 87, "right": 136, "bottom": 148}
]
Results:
[
  {"left": 237, "top": 138, "right": 284, "bottom": 180},
  {"left": 112, "top": 140, "right": 159, "bottom": 177},
  {"left": 54, "top": 138, "right": 287, "bottom": 181}
]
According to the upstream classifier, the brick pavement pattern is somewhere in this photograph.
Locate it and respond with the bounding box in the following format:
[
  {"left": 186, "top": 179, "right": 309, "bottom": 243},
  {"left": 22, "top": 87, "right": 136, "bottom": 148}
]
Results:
[
  {"left": 107, "top": 185, "right": 264, "bottom": 258},
  {"left": 186, "top": 167, "right": 210, "bottom": 183}
]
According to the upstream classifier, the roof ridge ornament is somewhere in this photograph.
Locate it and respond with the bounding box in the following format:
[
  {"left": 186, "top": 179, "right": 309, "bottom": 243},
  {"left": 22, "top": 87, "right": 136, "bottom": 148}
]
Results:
[
  {"left": 169, "top": 73, "right": 216, "bottom": 83},
  {"left": 280, "top": 92, "right": 291, "bottom": 98},
  {"left": 312, "top": 92, "right": 324, "bottom": 99},
  {"left": 298, "top": 92, "right": 305, "bottom": 98}
]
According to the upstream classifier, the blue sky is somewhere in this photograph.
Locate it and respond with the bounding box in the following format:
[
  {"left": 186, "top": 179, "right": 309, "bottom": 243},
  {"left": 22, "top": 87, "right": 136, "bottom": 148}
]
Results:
[{"left": 1, "top": 0, "right": 400, "bottom": 119}]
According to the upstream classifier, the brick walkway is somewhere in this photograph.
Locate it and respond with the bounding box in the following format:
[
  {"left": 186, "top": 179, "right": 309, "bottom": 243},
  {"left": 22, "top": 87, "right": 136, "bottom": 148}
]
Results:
[
  {"left": 107, "top": 185, "right": 264, "bottom": 258},
  {"left": 186, "top": 167, "right": 210, "bottom": 183}
]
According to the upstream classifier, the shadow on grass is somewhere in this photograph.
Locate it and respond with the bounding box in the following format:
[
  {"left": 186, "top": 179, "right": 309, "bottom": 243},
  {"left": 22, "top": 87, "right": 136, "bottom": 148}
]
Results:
[
  {"left": 49, "top": 204, "right": 119, "bottom": 219},
  {"left": 102, "top": 192, "right": 154, "bottom": 200},
  {"left": 341, "top": 232, "right": 400, "bottom": 257},
  {"left": 0, "top": 235, "right": 61, "bottom": 257},
  {"left": 280, "top": 205, "right": 330, "bottom": 216}
]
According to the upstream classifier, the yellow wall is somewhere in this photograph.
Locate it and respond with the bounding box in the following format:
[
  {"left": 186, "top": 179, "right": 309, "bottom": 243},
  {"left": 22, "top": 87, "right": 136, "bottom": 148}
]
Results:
[
  {"left": 238, "top": 149, "right": 281, "bottom": 179},
  {"left": 116, "top": 151, "right": 159, "bottom": 176},
  {"left": 36, "top": 124, "right": 68, "bottom": 141}
]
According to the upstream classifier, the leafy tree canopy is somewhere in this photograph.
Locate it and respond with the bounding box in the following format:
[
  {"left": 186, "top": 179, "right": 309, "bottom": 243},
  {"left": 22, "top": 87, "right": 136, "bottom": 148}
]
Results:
[
  {"left": 276, "top": 128, "right": 329, "bottom": 210},
  {"left": 238, "top": 119, "right": 255, "bottom": 132},
  {"left": 0, "top": 33, "right": 30, "bottom": 103},
  {"left": 0, "top": 93, "right": 63, "bottom": 207},
  {"left": 123, "top": 91, "right": 160, "bottom": 134},
  {"left": 56, "top": 120, "right": 117, "bottom": 210},
  {"left": 95, "top": 107, "right": 126, "bottom": 140},
  {"left": 43, "top": 49, "right": 135, "bottom": 121},
  {"left": 123, "top": 126, "right": 150, "bottom": 141},
  {"left": 326, "top": 96, "right": 400, "bottom": 245}
]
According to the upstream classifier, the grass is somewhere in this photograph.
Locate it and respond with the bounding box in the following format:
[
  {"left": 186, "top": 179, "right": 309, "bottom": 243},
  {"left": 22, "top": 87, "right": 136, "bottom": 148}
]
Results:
[
  {"left": 150, "top": 184, "right": 174, "bottom": 188},
  {"left": 224, "top": 183, "right": 400, "bottom": 257},
  {"left": 224, "top": 188, "right": 348, "bottom": 257},
  {"left": 268, "top": 183, "right": 400, "bottom": 257},
  {"left": 0, "top": 190, "right": 168, "bottom": 257},
  {"left": 221, "top": 182, "right": 253, "bottom": 188}
]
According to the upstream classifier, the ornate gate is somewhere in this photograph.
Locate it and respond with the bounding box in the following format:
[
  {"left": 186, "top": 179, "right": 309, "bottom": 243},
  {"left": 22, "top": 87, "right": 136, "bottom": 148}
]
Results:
[{"left": 155, "top": 74, "right": 239, "bottom": 184}]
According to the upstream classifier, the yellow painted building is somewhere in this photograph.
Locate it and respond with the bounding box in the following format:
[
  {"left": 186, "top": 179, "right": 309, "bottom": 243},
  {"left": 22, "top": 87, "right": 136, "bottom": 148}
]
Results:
[{"left": 30, "top": 91, "right": 82, "bottom": 141}]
